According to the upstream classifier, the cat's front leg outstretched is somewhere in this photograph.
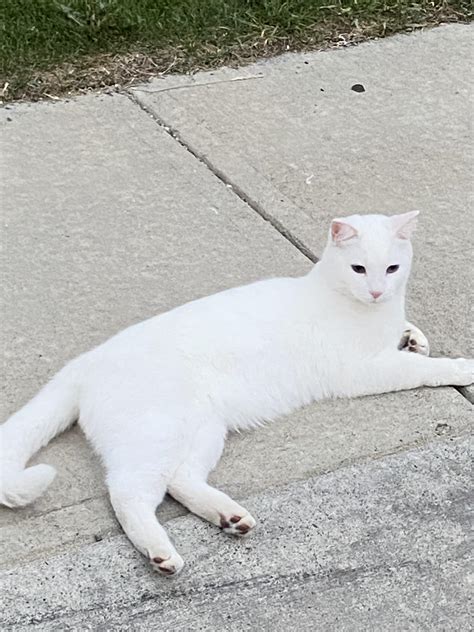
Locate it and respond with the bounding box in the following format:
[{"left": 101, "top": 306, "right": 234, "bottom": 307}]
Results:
[{"left": 349, "top": 352, "right": 473, "bottom": 398}]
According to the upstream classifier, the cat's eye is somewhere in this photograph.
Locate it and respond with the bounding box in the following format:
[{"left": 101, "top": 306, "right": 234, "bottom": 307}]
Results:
[
  {"left": 386, "top": 265, "right": 400, "bottom": 274},
  {"left": 351, "top": 265, "right": 366, "bottom": 274}
]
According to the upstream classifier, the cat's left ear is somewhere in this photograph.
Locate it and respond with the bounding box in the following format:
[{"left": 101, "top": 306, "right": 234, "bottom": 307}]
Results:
[{"left": 391, "top": 211, "right": 419, "bottom": 240}]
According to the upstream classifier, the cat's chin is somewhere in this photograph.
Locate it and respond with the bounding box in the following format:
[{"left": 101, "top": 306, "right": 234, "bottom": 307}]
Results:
[{"left": 354, "top": 295, "right": 391, "bottom": 307}]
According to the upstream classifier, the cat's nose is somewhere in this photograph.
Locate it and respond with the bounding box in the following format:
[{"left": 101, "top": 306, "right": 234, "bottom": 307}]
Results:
[{"left": 370, "top": 290, "right": 383, "bottom": 299}]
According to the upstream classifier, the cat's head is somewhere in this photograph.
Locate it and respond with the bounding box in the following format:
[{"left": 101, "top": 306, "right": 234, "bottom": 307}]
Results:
[{"left": 323, "top": 212, "right": 418, "bottom": 305}]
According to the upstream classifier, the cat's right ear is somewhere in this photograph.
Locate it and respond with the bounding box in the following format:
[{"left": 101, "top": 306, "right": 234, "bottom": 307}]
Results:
[
  {"left": 390, "top": 211, "right": 419, "bottom": 240},
  {"left": 330, "top": 220, "right": 358, "bottom": 244}
]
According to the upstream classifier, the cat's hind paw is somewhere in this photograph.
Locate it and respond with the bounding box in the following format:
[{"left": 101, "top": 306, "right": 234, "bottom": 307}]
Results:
[
  {"left": 150, "top": 551, "right": 184, "bottom": 577},
  {"left": 220, "top": 512, "right": 256, "bottom": 537},
  {"left": 399, "top": 325, "right": 430, "bottom": 356}
]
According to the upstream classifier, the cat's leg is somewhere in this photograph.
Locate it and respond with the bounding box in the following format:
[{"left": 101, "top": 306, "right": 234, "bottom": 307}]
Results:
[
  {"left": 168, "top": 425, "right": 256, "bottom": 536},
  {"left": 349, "top": 353, "right": 473, "bottom": 398},
  {"left": 171, "top": 475, "right": 256, "bottom": 536},
  {"left": 107, "top": 471, "right": 184, "bottom": 577},
  {"left": 398, "top": 321, "right": 430, "bottom": 356},
  {"left": 170, "top": 474, "right": 257, "bottom": 536}
]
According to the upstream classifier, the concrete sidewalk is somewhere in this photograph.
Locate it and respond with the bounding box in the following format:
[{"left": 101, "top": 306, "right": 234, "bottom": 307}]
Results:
[
  {"left": 3, "top": 438, "right": 473, "bottom": 631},
  {"left": 1, "top": 23, "right": 473, "bottom": 630}
]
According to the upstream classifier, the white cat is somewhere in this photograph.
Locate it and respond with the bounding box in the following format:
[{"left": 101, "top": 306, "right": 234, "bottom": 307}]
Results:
[{"left": 1, "top": 212, "right": 472, "bottom": 576}]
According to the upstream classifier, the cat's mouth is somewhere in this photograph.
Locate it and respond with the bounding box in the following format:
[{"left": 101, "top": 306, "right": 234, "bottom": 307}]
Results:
[
  {"left": 356, "top": 293, "right": 388, "bottom": 305},
  {"left": 369, "top": 295, "right": 388, "bottom": 305}
]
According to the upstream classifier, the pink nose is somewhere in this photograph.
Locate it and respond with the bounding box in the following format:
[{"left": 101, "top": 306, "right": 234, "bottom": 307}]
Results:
[{"left": 370, "top": 291, "right": 383, "bottom": 299}]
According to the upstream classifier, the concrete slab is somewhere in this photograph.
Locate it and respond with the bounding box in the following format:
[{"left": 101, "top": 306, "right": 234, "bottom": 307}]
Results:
[
  {"left": 134, "top": 24, "right": 474, "bottom": 358},
  {"left": 1, "top": 437, "right": 472, "bottom": 630}
]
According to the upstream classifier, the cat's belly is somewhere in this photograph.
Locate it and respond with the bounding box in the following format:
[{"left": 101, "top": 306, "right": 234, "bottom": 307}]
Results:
[{"left": 187, "top": 351, "right": 329, "bottom": 431}]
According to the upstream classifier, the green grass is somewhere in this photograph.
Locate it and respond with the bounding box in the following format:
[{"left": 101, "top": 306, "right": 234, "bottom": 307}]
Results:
[{"left": 0, "top": 1, "right": 471, "bottom": 101}]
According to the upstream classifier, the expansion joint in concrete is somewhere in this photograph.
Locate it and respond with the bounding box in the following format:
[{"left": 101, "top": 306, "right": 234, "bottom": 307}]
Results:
[{"left": 127, "top": 91, "right": 318, "bottom": 264}]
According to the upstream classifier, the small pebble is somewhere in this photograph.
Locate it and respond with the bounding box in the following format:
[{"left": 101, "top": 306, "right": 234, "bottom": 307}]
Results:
[{"left": 351, "top": 83, "right": 365, "bottom": 93}]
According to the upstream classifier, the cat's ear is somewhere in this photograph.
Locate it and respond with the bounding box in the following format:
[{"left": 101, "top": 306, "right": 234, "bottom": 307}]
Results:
[
  {"left": 331, "top": 219, "right": 358, "bottom": 244},
  {"left": 391, "top": 211, "right": 419, "bottom": 240}
]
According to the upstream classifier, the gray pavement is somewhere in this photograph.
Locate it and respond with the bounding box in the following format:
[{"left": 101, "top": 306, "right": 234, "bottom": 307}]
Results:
[
  {"left": 1, "top": 23, "right": 473, "bottom": 630},
  {"left": 3, "top": 438, "right": 473, "bottom": 631}
]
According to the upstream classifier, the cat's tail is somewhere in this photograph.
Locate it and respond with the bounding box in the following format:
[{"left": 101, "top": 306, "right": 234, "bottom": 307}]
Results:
[{"left": 0, "top": 359, "right": 81, "bottom": 508}]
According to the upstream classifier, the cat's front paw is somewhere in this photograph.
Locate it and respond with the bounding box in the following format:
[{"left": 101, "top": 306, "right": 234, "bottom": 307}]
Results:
[
  {"left": 399, "top": 326, "right": 430, "bottom": 356},
  {"left": 450, "top": 358, "right": 474, "bottom": 387},
  {"left": 220, "top": 512, "right": 256, "bottom": 537}
]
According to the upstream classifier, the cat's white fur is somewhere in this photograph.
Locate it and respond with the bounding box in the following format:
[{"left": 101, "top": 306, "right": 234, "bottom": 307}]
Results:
[{"left": 1, "top": 212, "right": 472, "bottom": 576}]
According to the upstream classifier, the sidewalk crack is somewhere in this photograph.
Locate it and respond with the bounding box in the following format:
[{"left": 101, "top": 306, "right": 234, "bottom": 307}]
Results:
[
  {"left": 127, "top": 91, "right": 318, "bottom": 263},
  {"left": 455, "top": 386, "right": 473, "bottom": 405}
]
